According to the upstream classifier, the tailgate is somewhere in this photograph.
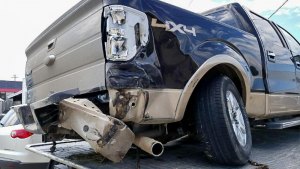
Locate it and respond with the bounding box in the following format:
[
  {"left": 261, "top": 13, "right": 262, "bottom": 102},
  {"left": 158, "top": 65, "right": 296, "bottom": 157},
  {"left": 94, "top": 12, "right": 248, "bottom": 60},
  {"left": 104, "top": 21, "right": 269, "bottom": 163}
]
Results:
[{"left": 25, "top": 0, "right": 105, "bottom": 104}]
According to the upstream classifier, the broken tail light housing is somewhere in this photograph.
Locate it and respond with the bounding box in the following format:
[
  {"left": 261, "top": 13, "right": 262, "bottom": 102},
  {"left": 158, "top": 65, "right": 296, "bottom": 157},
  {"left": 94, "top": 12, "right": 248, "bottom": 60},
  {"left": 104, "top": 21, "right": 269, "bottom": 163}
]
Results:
[
  {"left": 104, "top": 5, "right": 149, "bottom": 61},
  {"left": 11, "top": 129, "right": 33, "bottom": 139}
]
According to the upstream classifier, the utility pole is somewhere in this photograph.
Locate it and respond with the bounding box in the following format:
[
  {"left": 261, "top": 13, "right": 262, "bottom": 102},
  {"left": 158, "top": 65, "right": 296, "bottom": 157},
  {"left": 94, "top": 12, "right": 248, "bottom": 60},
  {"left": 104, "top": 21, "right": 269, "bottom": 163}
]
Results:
[
  {"left": 268, "top": 0, "right": 289, "bottom": 19},
  {"left": 11, "top": 74, "right": 18, "bottom": 81},
  {"left": 188, "top": 0, "right": 194, "bottom": 7}
]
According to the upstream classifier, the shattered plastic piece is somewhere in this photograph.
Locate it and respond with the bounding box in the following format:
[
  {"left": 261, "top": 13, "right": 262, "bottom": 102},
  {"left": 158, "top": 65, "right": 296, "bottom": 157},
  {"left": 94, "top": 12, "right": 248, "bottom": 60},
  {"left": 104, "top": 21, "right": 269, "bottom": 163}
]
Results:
[
  {"left": 110, "top": 7, "right": 126, "bottom": 25},
  {"left": 104, "top": 5, "right": 150, "bottom": 61}
]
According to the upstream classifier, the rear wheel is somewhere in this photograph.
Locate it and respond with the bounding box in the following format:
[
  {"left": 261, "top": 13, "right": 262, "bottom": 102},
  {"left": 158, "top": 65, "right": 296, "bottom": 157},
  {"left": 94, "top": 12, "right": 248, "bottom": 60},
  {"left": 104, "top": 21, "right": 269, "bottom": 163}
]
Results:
[{"left": 193, "top": 75, "right": 252, "bottom": 165}]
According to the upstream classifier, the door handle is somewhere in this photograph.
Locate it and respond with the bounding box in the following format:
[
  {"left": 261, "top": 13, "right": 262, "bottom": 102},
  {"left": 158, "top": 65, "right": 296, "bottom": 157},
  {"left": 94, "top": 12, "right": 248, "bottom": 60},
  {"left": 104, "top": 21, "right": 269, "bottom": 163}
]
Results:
[{"left": 267, "top": 51, "right": 276, "bottom": 62}]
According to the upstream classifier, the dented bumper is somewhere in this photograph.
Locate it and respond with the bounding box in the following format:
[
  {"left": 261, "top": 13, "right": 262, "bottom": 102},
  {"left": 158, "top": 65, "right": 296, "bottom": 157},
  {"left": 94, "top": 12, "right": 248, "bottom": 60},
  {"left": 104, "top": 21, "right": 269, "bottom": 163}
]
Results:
[
  {"left": 59, "top": 98, "right": 134, "bottom": 162},
  {"left": 14, "top": 89, "right": 80, "bottom": 134},
  {"left": 15, "top": 98, "right": 135, "bottom": 163}
]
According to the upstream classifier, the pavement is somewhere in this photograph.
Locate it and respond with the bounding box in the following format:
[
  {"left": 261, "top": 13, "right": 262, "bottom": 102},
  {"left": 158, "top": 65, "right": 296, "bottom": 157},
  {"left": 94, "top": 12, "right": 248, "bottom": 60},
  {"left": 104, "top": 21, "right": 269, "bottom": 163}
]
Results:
[{"left": 27, "top": 128, "right": 300, "bottom": 169}]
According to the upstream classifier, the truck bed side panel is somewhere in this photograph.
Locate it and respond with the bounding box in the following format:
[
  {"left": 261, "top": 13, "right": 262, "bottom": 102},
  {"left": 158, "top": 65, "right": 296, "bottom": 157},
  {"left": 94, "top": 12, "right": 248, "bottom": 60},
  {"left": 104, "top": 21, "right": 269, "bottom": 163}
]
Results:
[
  {"left": 25, "top": 1, "right": 105, "bottom": 103},
  {"left": 105, "top": 0, "right": 263, "bottom": 92}
]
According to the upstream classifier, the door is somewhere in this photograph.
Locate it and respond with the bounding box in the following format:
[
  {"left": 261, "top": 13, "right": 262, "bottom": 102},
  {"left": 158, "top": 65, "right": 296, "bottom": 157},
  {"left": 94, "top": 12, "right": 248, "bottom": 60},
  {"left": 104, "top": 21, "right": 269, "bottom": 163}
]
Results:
[
  {"left": 251, "top": 13, "right": 296, "bottom": 93},
  {"left": 278, "top": 26, "right": 300, "bottom": 91},
  {"left": 250, "top": 13, "right": 298, "bottom": 115}
]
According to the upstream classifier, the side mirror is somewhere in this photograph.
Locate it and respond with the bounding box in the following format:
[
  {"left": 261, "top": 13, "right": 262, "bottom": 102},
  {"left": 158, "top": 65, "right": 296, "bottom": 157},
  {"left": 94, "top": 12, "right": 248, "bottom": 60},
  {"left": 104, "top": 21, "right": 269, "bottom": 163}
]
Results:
[
  {"left": 292, "top": 55, "right": 300, "bottom": 68},
  {"left": 291, "top": 55, "right": 300, "bottom": 62},
  {"left": 294, "top": 55, "right": 300, "bottom": 58}
]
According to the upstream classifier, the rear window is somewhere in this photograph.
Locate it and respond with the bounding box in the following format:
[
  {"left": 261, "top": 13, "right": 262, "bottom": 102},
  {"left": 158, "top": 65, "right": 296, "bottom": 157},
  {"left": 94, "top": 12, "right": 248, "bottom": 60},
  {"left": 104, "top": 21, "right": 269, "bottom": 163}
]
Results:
[
  {"left": 279, "top": 27, "right": 300, "bottom": 54},
  {"left": 250, "top": 12, "right": 284, "bottom": 49}
]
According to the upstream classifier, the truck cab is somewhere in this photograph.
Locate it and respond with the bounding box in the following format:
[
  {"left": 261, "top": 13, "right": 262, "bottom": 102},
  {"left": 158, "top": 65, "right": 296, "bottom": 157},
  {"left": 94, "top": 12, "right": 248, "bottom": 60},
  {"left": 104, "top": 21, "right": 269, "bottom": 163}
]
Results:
[{"left": 203, "top": 4, "right": 300, "bottom": 118}]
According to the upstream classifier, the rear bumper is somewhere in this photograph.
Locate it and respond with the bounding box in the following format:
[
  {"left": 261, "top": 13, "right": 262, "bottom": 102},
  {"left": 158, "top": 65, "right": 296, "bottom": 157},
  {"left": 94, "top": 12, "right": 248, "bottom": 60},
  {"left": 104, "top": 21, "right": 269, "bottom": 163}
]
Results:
[
  {"left": 13, "top": 89, "right": 80, "bottom": 134},
  {"left": 14, "top": 88, "right": 184, "bottom": 134},
  {"left": 14, "top": 104, "right": 46, "bottom": 134},
  {"left": 0, "top": 157, "right": 48, "bottom": 169}
]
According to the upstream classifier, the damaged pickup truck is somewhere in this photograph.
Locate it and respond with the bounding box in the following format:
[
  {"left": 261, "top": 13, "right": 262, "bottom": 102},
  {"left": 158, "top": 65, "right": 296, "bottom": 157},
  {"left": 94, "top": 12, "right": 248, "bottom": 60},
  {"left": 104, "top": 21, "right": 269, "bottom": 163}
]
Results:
[{"left": 14, "top": 0, "right": 300, "bottom": 166}]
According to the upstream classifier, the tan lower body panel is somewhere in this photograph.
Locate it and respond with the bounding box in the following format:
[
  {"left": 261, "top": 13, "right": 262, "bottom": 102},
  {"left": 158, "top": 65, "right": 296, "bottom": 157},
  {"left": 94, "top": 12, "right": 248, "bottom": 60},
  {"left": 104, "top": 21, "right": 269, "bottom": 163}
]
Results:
[
  {"left": 108, "top": 89, "right": 300, "bottom": 123},
  {"left": 246, "top": 93, "right": 267, "bottom": 118},
  {"left": 247, "top": 92, "right": 300, "bottom": 119},
  {"left": 108, "top": 89, "right": 182, "bottom": 124},
  {"left": 267, "top": 94, "right": 300, "bottom": 117},
  {"left": 108, "top": 89, "right": 300, "bottom": 124}
]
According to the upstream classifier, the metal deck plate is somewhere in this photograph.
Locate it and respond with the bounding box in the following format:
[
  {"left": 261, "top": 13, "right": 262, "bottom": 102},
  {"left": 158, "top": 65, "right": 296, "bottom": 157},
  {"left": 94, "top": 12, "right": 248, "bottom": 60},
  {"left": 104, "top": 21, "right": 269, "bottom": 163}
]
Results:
[{"left": 26, "top": 128, "right": 300, "bottom": 169}]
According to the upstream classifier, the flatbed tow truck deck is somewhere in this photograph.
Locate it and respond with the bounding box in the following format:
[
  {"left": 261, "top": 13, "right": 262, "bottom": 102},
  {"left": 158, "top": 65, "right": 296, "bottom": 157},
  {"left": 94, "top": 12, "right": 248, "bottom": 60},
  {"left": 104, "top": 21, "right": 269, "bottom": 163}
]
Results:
[{"left": 27, "top": 128, "right": 300, "bottom": 169}]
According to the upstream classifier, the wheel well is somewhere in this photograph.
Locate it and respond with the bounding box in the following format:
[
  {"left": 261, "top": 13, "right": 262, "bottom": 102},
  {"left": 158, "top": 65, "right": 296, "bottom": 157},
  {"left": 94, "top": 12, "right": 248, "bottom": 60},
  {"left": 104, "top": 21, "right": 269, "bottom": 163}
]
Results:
[
  {"left": 186, "top": 64, "right": 246, "bottom": 112},
  {"left": 202, "top": 64, "right": 245, "bottom": 101}
]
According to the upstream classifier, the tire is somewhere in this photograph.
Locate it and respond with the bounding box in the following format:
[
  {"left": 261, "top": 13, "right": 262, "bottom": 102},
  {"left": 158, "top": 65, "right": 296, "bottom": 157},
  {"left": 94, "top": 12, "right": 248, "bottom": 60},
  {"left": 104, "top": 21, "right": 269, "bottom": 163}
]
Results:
[{"left": 193, "top": 75, "right": 252, "bottom": 165}]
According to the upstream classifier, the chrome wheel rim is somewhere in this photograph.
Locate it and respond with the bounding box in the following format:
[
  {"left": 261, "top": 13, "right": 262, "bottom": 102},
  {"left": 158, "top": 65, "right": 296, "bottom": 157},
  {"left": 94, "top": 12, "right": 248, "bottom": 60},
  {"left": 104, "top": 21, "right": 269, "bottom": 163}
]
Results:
[{"left": 226, "top": 91, "right": 247, "bottom": 146}]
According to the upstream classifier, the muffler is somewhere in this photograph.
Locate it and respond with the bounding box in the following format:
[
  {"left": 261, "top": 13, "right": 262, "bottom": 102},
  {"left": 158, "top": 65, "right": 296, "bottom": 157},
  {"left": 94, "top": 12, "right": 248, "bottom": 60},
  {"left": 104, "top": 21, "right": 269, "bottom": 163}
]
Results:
[
  {"left": 134, "top": 136, "right": 164, "bottom": 157},
  {"left": 59, "top": 98, "right": 134, "bottom": 162}
]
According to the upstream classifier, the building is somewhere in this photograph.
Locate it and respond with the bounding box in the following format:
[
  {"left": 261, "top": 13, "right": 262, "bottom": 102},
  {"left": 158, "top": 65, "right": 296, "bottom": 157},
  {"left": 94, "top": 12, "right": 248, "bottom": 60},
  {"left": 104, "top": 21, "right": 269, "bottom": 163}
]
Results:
[{"left": 0, "top": 80, "right": 22, "bottom": 100}]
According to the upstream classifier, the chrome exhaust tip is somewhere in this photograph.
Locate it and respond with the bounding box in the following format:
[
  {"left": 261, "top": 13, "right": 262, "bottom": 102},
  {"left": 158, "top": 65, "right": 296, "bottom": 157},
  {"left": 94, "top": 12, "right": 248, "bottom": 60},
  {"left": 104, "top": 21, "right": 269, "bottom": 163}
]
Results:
[{"left": 134, "top": 136, "right": 164, "bottom": 157}]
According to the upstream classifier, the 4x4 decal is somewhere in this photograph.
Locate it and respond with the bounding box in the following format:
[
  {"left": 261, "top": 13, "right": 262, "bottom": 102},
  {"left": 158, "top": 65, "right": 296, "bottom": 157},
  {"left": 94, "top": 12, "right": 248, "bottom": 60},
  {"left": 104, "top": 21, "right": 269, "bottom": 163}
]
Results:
[{"left": 151, "top": 18, "right": 196, "bottom": 37}]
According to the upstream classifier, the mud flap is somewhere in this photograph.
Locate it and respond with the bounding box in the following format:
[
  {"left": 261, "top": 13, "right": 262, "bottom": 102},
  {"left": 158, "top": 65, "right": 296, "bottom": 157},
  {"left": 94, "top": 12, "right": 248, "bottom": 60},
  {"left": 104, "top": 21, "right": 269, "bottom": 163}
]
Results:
[{"left": 59, "top": 98, "right": 135, "bottom": 162}]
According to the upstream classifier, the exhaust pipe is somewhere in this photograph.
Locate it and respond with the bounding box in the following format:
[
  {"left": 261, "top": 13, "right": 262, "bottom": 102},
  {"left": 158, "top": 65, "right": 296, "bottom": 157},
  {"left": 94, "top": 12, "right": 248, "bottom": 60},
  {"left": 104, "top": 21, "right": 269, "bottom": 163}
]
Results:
[{"left": 134, "top": 136, "right": 164, "bottom": 157}]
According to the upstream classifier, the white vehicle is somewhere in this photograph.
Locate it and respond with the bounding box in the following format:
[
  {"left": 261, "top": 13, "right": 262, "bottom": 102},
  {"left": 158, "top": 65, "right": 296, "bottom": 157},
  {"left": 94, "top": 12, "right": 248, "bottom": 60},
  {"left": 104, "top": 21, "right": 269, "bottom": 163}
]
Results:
[{"left": 0, "top": 109, "right": 49, "bottom": 169}]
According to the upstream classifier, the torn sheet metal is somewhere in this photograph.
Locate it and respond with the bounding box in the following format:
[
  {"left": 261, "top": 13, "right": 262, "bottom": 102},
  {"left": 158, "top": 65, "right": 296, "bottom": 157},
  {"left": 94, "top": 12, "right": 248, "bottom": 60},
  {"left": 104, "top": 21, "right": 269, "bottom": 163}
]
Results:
[
  {"left": 106, "top": 58, "right": 164, "bottom": 89},
  {"left": 109, "top": 89, "right": 148, "bottom": 123},
  {"left": 59, "top": 98, "right": 134, "bottom": 162},
  {"left": 105, "top": 6, "right": 164, "bottom": 89},
  {"left": 109, "top": 89, "right": 182, "bottom": 124}
]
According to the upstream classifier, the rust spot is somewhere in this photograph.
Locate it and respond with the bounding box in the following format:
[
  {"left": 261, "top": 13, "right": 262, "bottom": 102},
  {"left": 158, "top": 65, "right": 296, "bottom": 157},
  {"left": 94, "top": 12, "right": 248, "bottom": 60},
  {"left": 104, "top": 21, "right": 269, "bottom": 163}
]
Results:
[
  {"left": 113, "top": 91, "right": 133, "bottom": 119},
  {"left": 97, "top": 123, "right": 120, "bottom": 147}
]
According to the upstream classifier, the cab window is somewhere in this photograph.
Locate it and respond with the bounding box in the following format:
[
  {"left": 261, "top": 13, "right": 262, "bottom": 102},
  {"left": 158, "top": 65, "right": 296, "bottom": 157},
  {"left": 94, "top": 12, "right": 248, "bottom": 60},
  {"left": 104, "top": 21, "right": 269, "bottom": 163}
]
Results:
[
  {"left": 250, "top": 13, "right": 284, "bottom": 49},
  {"left": 279, "top": 27, "right": 300, "bottom": 54}
]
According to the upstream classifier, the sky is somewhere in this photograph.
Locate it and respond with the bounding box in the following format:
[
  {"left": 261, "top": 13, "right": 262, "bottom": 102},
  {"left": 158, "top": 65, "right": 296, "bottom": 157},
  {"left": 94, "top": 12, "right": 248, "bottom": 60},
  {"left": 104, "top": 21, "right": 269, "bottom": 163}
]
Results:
[
  {"left": 0, "top": 0, "right": 80, "bottom": 81},
  {"left": 161, "top": 0, "right": 300, "bottom": 40},
  {"left": 0, "top": 0, "right": 299, "bottom": 81}
]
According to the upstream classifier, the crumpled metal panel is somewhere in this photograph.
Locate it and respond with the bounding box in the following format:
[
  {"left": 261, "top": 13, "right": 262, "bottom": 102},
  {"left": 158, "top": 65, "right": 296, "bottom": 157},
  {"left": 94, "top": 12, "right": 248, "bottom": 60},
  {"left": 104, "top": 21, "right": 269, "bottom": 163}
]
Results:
[
  {"left": 109, "top": 89, "right": 148, "bottom": 123},
  {"left": 104, "top": 0, "right": 263, "bottom": 91},
  {"left": 106, "top": 38, "right": 164, "bottom": 89},
  {"left": 59, "top": 98, "right": 135, "bottom": 162}
]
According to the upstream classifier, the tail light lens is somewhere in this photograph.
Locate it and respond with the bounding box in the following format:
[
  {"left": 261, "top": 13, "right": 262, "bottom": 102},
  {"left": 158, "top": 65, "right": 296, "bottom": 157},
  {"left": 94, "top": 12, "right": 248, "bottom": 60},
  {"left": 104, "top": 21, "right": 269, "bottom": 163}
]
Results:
[
  {"left": 104, "top": 5, "right": 149, "bottom": 61},
  {"left": 11, "top": 129, "right": 33, "bottom": 139}
]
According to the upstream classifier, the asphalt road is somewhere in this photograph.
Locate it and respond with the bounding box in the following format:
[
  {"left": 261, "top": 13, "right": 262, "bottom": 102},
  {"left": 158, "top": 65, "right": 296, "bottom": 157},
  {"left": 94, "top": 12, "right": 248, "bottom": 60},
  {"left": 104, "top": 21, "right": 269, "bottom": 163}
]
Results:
[{"left": 27, "top": 128, "right": 300, "bottom": 169}]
